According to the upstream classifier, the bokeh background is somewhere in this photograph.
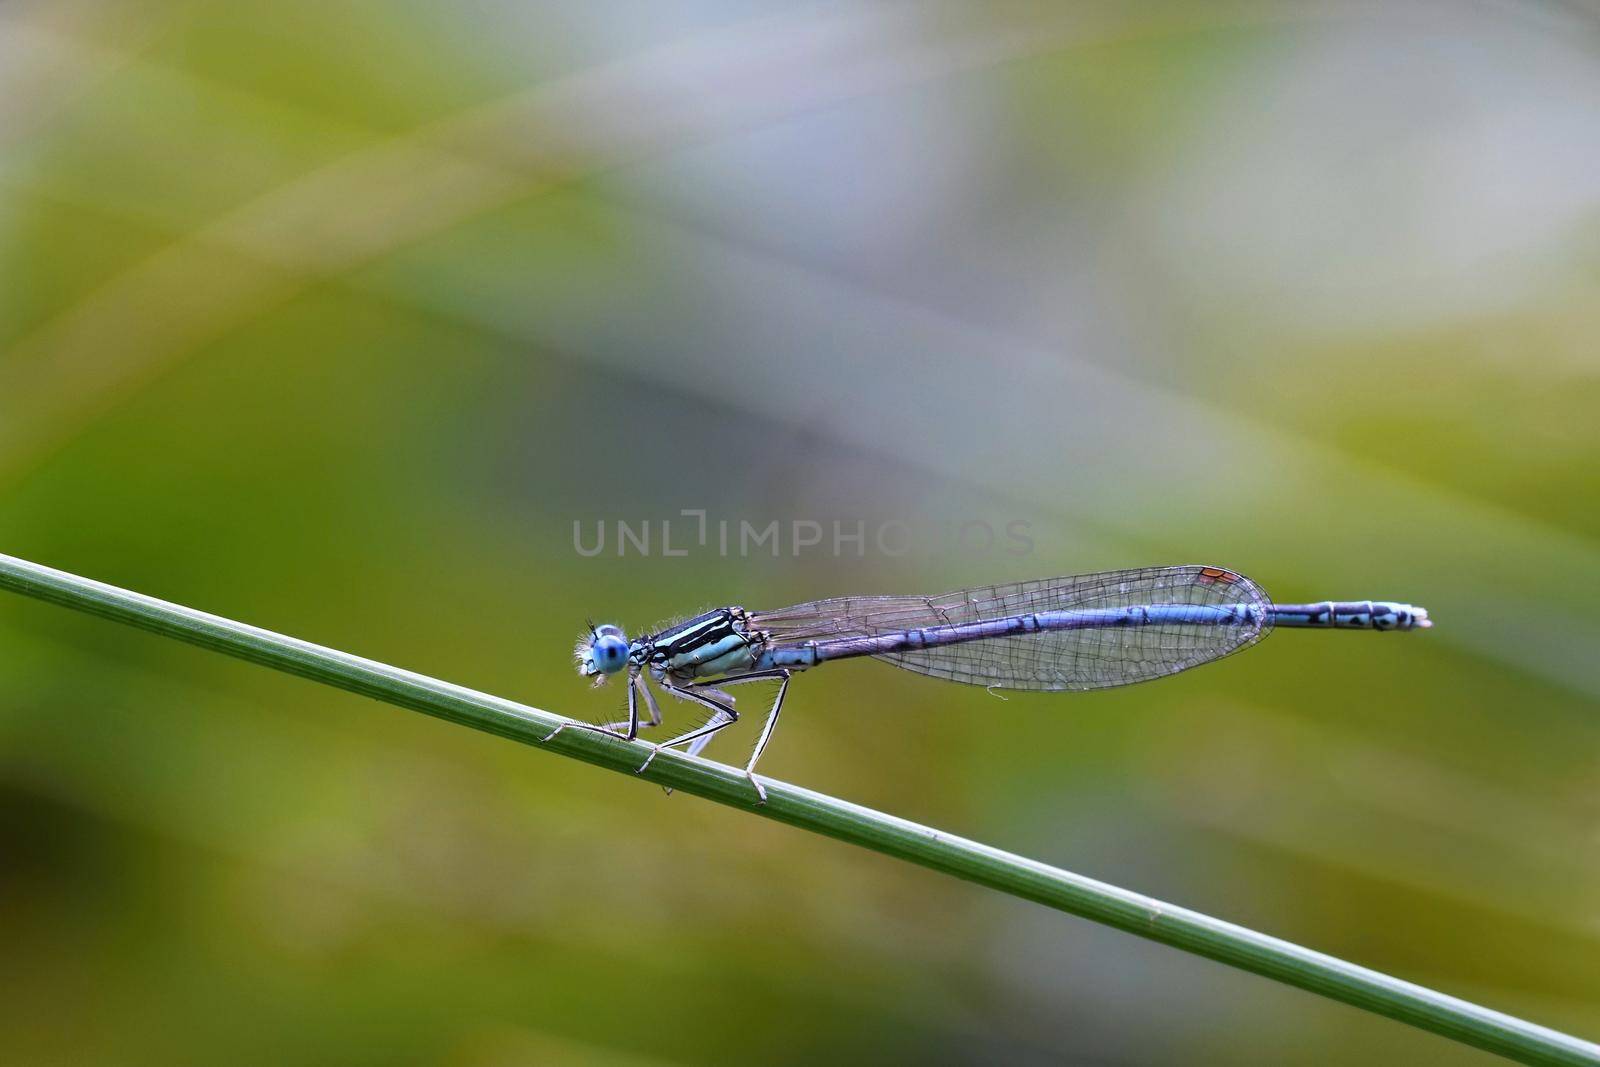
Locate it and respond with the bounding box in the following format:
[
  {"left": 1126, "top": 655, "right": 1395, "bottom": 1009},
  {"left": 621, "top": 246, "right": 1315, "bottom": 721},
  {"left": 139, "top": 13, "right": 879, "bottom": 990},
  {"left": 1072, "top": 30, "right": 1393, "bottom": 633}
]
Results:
[{"left": 2, "top": 1, "right": 1598, "bottom": 1063}]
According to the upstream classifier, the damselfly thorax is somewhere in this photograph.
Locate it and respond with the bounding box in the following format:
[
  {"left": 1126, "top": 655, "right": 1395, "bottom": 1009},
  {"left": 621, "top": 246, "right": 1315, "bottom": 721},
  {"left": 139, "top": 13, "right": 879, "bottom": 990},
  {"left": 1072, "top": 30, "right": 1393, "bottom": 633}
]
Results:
[{"left": 638, "top": 607, "right": 767, "bottom": 681}]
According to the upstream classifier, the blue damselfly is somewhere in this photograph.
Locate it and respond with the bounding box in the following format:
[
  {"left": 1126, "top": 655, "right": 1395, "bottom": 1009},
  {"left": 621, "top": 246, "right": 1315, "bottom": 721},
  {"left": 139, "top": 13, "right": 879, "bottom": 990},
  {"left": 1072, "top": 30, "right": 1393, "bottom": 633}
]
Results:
[{"left": 554, "top": 565, "right": 1430, "bottom": 802}]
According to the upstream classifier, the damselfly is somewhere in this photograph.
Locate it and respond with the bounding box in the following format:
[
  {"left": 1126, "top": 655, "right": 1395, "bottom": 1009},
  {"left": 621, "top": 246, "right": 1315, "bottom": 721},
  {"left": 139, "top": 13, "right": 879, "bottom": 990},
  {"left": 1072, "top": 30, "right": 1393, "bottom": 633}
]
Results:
[{"left": 553, "top": 565, "right": 1431, "bottom": 802}]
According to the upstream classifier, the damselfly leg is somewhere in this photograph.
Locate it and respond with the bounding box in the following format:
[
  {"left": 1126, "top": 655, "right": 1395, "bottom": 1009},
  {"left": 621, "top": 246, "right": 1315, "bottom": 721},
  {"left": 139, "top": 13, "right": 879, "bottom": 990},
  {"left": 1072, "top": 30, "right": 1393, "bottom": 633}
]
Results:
[
  {"left": 638, "top": 669, "right": 792, "bottom": 804},
  {"left": 542, "top": 668, "right": 644, "bottom": 743},
  {"left": 681, "top": 684, "right": 734, "bottom": 758},
  {"left": 635, "top": 680, "right": 739, "bottom": 775},
  {"left": 709, "top": 669, "right": 790, "bottom": 801},
  {"left": 599, "top": 674, "right": 661, "bottom": 734}
]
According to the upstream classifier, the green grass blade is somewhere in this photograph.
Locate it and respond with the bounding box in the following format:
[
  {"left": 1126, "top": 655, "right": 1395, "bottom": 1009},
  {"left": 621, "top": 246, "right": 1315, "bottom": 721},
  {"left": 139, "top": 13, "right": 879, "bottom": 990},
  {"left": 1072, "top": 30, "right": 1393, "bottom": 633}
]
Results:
[{"left": 1, "top": 551, "right": 1594, "bottom": 1066}]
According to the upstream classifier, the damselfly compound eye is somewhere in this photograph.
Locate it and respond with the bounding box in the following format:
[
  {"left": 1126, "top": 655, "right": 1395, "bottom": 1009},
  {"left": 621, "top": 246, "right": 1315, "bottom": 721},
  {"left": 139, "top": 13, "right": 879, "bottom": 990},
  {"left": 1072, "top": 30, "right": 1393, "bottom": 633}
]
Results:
[{"left": 589, "top": 627, "right": 629, "bottom": 674}]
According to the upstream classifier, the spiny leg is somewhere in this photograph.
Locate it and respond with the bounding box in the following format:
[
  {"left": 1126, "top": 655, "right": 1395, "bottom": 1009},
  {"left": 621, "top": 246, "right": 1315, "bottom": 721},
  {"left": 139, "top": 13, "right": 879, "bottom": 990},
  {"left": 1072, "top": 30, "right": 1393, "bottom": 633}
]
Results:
[
  {"left": 690, "top": 684, "right": 734, "bottom": 707},
  {"left": 599, "top": 673, "right": 662, "bottom": 734},
  {"left": 685, "top": 669, "right": 790, "bottom": 804},
  {"left": 653, "top": 678, "right": 737, "bottom": 759},
  {"left": 649, "top": 676, "right": 730, "bottom": 797},
  {"left": 657, "top": 680, "right": 736, "bottom": 798},
  {"left": 639, "top": 674, "right": 665, "bottom": 726},
  {"left": 634, "top": 681, "right": 739, "bottom": 776},
  {"left": 682, "top": 685, "right": 735, "bottom": 759},
  {"left": 542, "top": 667, "right": 641, "bottom": 743},
  {"left": 663, "top": 683, "right": 752, "bottom": 760}
]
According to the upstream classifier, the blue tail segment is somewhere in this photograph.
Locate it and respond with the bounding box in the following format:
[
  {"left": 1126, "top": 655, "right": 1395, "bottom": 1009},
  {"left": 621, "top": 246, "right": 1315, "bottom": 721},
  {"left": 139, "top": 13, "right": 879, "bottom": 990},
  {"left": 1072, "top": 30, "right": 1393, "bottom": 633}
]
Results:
[{"left": 1270, "top": 601, "right": 1431, "bottom": 631}]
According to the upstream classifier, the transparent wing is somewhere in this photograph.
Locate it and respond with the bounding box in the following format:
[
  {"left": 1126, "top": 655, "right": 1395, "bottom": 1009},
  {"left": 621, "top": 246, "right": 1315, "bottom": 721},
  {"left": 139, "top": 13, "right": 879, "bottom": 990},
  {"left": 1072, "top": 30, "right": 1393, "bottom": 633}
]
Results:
[{"left": 749, "top": 565, "right": 1273, "bottom": 691}]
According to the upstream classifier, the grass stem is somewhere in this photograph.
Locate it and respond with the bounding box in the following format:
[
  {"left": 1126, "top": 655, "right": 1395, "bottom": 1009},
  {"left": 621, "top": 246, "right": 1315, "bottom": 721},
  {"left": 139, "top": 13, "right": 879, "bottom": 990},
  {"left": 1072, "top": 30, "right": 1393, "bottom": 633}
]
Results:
[{"left": 1, "top": 551, "right": 1594, "bottom": 1065}]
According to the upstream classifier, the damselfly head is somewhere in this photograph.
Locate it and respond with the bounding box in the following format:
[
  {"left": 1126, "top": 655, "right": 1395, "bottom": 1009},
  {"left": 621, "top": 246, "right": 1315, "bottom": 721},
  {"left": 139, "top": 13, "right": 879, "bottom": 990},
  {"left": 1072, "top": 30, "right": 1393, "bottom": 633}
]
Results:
[{"left": 574, "top": 623, "right": 630, "bottom": 686}]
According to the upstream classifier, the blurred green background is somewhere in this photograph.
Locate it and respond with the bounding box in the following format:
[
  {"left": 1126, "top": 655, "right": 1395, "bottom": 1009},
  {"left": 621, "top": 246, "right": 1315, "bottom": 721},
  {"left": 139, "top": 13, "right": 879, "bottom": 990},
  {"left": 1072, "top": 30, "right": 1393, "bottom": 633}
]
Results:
[{"left": 2, "top": 1, "right": 1597, "bottom": 1063}]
